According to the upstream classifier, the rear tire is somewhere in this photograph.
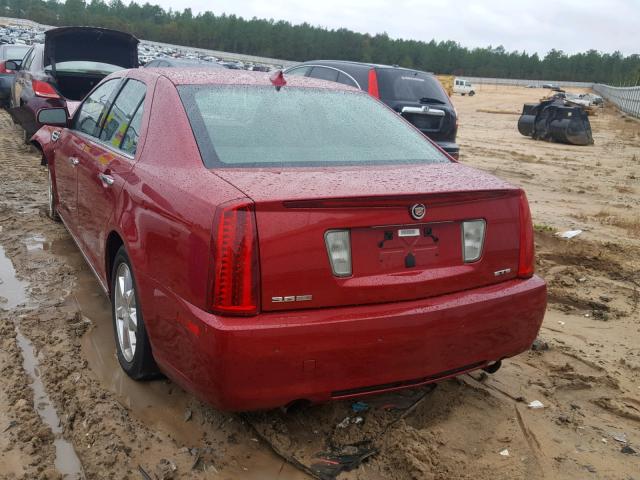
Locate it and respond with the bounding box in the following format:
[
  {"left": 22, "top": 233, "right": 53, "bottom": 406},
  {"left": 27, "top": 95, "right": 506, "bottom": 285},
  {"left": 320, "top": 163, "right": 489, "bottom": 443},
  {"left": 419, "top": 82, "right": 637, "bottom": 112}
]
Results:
[
  {"left": 469, "top": 91, "right": 476, "bottom": 97},
  {"left": 111, "top": 247, "right": 160, "bottom": 380},
  {"left": 47, "top": 167, "right": 60, "bottom": 222}
]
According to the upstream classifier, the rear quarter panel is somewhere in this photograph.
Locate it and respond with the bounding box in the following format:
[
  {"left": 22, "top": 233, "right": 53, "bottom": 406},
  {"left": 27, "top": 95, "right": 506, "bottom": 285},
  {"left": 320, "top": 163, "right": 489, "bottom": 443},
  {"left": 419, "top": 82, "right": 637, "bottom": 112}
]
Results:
[{"left": 118, "top": 75, "right": 244, "bottom": 374}]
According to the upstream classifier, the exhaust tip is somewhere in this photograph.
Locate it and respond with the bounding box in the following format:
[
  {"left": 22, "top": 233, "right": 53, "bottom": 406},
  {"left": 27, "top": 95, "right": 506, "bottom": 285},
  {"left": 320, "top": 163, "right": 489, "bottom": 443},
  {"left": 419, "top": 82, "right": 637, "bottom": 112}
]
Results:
[
  {"left": 281, "top": 399, "right": 312, "bottom": 415},
  {"left": 482, "top": 360, "right": 502, "bottom": 374}
]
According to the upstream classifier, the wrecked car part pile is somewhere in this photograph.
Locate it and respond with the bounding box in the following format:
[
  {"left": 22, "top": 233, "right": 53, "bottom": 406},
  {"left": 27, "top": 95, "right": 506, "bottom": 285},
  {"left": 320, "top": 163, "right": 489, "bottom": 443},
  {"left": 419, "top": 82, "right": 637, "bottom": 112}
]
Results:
[{"left": 518, "top": 98, "right": 594, "bottom": 145}]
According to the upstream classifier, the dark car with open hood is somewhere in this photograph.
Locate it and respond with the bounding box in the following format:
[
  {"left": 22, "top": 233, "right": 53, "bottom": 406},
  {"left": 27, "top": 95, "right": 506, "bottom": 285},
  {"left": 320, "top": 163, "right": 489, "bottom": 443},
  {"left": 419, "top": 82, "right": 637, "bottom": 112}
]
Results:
[{"left": 8, "top": 26, "right": 138, "bottom": 143}]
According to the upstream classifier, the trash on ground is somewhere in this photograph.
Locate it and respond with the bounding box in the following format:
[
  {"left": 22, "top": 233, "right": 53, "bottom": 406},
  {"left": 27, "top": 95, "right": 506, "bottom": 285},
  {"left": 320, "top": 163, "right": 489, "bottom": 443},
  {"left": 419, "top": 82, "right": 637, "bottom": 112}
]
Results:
[
  {"left": 528, "top": 400, "right": 544, "bottom": 409},
  {"left": 351, "top": 401, "right": 369, "bottom": 413},
  {"left": 531, "top": 338, "right": 550, "bottom": 351},
  {"left": 311, "top": 443, "right": 378, "bottom": 480},
  {"left": 557, "top": 230, "right": 583, "bottom": 239},
  {"left": 499, "top": 449, "right": 510, "bottom": 457},
  {"left": 612, "top": 432, "right": 628, "bottom": 444},
  {"left": 620, "top": 445, "right": 636, "bottom": 455}
]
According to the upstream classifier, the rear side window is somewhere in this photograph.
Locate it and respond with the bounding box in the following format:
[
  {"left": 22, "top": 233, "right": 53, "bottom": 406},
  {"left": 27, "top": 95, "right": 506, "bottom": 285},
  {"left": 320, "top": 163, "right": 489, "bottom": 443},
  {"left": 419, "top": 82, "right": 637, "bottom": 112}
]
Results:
[
  {"left": 337, "top": 72, "right": 358, "bottom": 88},
  {"left": 179, "top": 86, "right": 450, "bottom": 168},
  {"left": 4, "top": 46, "right": 29, "bottom": 61},
  {"left": 100, "top": 79, "right": 145, "bottom": 150},
  {"left": 73, "top": 79, "right": 120, "bottom": 137},
  {"left": 285, "top": 66, "right": 311, "bottom": 77},
  {"left": 120, "top": 102, "right": 144, "bottom": 155},
  {"left": 377, "top": 69, "right": 449, "bottom": 105},
  {"left": 309, "top": 66, "right": 339, "bottom": 82}
]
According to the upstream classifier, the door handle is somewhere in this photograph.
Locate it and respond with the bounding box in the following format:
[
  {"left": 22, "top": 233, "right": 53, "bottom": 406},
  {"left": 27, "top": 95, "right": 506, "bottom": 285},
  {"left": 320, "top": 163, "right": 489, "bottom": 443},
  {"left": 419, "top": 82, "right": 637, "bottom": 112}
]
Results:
[
  {"left": 69, "top": 157, "right": 79, "bottom": 166},
  {"left": 98, "top": 172, "right": 115, "bottom": 186}
]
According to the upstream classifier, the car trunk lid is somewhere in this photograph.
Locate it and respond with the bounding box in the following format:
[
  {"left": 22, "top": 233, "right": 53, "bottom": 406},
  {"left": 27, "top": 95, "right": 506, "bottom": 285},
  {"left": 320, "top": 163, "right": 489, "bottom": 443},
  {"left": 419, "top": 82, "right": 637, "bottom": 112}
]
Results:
[
  {"left": 44, "top": 27, "right": 139, "bottom": 71},
  {"left": 212, "top": 163, "right": 523, "bottom": 312}
]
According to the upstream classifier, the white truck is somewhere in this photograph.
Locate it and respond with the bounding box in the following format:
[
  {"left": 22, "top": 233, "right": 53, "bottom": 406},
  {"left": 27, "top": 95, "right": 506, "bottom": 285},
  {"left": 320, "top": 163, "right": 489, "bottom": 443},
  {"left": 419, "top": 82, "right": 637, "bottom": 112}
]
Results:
[{"left": 453, "top": 78, "right": 475, "bottom": 96}]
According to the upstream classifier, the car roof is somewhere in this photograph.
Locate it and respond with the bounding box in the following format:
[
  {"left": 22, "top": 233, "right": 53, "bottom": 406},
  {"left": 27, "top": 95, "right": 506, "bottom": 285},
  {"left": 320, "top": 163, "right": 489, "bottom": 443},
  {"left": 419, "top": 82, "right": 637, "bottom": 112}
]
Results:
[
  {"left": 296, "top": 59, "right": 435, "bottom": 75},
  {"left": 129, "top": 68, "right": 360, "bottom": 91}
]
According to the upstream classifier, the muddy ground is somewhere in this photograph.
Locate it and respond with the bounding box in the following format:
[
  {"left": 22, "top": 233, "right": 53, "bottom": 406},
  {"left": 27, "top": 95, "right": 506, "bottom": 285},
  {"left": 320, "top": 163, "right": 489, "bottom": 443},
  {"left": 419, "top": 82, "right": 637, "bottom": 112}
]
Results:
[{"left": 0, "top": 85, "right": 639, "bottom": 480}]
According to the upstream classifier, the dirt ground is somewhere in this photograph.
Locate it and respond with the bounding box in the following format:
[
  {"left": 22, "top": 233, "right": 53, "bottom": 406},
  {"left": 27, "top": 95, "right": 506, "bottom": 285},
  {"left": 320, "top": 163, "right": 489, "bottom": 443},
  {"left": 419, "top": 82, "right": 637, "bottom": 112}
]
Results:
[{"left": 0, "top": 85, "right": 638, "bottom": 480}]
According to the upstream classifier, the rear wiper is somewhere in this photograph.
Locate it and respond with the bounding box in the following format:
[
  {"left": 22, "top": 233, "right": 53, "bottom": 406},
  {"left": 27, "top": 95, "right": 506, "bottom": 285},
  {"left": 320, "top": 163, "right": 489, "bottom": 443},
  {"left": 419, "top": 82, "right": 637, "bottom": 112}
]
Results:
[{"left": 419, "top": 97, "right": 445, "bottom": 105}]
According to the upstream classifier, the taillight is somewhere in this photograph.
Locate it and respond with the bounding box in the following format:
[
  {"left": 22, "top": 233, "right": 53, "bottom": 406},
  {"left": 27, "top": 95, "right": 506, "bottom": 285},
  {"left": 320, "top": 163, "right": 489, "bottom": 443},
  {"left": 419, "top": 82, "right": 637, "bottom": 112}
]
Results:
[
  {"left": 517, "top": 191, "right": 535, "bottom": 278},
  {"left": 0, "top": 61, "right": 10, "bottom": 74},
  {"left": 32, "top": 80, "right": 60, "bottom": 99},
  {"left": 367, "top": 68, "right": 379, "bottom": 99},
  {"left": 210, "top": 200, "right": 260, "bottom": 316}
]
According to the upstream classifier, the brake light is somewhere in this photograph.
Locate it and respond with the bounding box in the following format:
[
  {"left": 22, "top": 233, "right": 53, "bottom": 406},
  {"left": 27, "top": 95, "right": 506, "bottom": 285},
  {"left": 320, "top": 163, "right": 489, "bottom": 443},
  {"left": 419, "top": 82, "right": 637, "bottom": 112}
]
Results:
[
  {"left": 210, "top": 200, "right": 260, "bottom": 315},
  {"left": 367, "top": 68, "right": 379, "bottom": 99},
  {"left": 32, "top": 80, "right": 60, "bottom": 99},
  {"left": 0, "top": 61, "right": 11, "bottom": 74},
  {"left": 517, "top": 191, "right": 535, "bottom": 278}
]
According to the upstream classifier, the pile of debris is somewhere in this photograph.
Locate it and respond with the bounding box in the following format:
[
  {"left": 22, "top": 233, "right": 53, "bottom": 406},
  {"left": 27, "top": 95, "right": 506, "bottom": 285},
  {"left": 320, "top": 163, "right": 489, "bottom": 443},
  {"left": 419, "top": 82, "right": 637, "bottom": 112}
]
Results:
[{"left": 518, "top": 94, "right": 597, "bottom": 146}]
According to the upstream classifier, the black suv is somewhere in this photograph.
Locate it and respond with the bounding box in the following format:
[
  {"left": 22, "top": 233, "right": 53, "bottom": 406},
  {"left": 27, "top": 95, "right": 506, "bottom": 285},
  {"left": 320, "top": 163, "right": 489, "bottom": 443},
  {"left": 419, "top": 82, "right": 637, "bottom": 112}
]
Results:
[{"left": 284, "top": 60, "right": 459, "bottom": 158}]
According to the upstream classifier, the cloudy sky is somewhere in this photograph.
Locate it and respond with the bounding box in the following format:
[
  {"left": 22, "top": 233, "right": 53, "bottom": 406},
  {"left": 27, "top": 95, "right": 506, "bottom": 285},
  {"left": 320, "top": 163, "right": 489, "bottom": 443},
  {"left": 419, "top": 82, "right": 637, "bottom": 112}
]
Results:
[{"left": 149, "top": 0, "right": 639, "bottom": 56}]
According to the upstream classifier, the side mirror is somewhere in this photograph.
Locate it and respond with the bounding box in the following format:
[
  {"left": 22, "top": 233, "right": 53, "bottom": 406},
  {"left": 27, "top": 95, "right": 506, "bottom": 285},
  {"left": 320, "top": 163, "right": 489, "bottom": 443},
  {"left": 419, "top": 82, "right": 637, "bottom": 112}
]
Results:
[
  {"left": 5, "top": 60, "right": 20, "bottom": 71},
  {"left": 37, "top": 108, "right": 69, "bottom": 127}
]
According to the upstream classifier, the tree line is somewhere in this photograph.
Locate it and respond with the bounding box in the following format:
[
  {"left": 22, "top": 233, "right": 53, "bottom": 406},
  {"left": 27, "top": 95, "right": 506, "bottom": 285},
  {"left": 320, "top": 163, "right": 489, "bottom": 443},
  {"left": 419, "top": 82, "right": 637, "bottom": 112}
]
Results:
[{"left": 3, "top": 0, "right": 639, "bottom": 85}]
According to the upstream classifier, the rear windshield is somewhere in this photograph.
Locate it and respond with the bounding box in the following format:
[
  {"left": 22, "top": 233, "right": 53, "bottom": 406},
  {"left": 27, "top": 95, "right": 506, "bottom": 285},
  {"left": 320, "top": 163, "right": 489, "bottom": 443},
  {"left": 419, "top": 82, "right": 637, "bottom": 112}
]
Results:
[
  {"left": 179, "top": 86, "right": 450, "bottom": 168},
  {"left": 45, "top": 61, "right": 122, "bottom": 75},
  {"left": 3, "top": 46, "right": 29, "bottom": 60},
  {"left": 377, "top": 69, "right": 449, "bottom": 105}
]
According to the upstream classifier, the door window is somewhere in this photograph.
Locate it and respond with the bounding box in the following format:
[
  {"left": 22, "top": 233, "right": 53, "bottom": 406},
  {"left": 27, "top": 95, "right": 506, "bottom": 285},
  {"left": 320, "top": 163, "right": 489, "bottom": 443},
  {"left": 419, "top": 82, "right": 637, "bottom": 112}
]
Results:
[
  {"left": 72, "top": 79, "right": 120, "bottom": 137},
  {"left": 99, "top": 79, "right": 146, "bottom": 149},
  {"left": 21, "top": 48, "right": 34, "bottom": 70}
]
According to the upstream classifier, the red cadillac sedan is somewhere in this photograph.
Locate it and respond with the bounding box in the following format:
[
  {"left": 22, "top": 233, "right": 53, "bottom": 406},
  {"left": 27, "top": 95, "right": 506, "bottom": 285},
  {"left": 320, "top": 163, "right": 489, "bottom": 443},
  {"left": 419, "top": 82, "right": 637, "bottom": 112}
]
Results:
[{"left": 33, "top": 68, "right": 546, "bottom": 411}]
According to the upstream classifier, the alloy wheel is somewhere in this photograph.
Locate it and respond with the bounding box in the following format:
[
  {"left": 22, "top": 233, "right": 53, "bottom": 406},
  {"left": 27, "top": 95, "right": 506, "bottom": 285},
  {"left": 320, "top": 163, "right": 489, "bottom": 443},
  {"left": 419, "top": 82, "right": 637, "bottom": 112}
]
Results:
[{"left": 114, "top": 262, "right": 138, "bottom": 362}]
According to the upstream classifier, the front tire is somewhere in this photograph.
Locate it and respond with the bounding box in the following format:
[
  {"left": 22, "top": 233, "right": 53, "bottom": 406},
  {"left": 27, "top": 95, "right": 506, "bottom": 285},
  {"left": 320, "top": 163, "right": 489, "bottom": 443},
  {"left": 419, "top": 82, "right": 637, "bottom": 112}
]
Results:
[
  {"left": 469, "top": 91, "right": 476, "bottom": 97},
  {"left": 111, "top": 247, "right": 160, "bottom": 380}
]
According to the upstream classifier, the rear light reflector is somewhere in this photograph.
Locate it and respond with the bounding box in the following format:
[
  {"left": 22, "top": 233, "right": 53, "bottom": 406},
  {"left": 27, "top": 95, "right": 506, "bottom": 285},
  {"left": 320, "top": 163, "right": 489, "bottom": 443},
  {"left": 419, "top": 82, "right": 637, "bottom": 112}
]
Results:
[
  {"left": 462, "top": 220, "right": 486, "bottom": 262},
  {"left": 0, "top": 61, "right": 12, "bottom": 74},
  {"left": 517, "top": 191, "right": 535, "bottom": 278},
  {"left": 325, "top": 230, "right": 352, "bottom": 277},
  {"left": 210, "top": 201, "right": 260, "bottom": 316},
  {"left": 32, "top": 80, "right": 60, "bottom": 99},
  {"left": 367, "top": 69, "right": 380, "bottom": 99}
]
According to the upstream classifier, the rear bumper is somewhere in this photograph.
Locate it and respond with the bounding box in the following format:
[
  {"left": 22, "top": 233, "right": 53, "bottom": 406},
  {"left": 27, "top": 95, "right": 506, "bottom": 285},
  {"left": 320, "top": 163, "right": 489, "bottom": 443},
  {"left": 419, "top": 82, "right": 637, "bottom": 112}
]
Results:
[{"left": 155, "top": 276, "right": 546, "bottom": 411}]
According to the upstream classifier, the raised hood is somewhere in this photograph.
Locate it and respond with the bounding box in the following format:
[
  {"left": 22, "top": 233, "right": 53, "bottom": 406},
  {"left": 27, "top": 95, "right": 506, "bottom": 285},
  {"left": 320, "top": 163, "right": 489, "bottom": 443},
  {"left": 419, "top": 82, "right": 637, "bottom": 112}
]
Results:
[{"left": 44, "top": 27, "right": 139, "bottom": 70}]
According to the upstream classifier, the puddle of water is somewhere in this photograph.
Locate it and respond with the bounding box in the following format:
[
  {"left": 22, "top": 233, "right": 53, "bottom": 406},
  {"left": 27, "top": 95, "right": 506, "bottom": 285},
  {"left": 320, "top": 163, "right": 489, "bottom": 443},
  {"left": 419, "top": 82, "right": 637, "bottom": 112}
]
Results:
[
  {"left": 0, "top": 244, "right": 84, "bottom": 479},
  {"left": 0, "top": 245, "right": 27, "bottom": 309},
  {"left": 16, "top": 329, "right": 85, "bottom": 479},
  {"left": 60, "top": 239, "right": 309, "bottom": 479}
]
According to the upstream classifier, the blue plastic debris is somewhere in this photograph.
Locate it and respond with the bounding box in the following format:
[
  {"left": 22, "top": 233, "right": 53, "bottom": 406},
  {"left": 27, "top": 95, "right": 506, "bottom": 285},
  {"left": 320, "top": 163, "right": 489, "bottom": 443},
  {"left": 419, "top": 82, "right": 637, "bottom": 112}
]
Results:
[{"left": 351, "top": 401, "right": 369, "bottom": 413}]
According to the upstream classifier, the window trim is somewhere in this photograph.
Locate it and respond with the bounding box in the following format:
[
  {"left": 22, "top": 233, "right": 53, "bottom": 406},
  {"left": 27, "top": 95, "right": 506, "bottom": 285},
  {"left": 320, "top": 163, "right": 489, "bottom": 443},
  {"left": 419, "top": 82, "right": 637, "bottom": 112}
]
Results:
[
  {"left": 98, "top": 78, "right": 146, "bottom": 151},
  {"left": 287, "top": 64, "right": 361, "bottom": 89},
  {"left": 71, "top": 77, "right": 123, "bottom": 137}
]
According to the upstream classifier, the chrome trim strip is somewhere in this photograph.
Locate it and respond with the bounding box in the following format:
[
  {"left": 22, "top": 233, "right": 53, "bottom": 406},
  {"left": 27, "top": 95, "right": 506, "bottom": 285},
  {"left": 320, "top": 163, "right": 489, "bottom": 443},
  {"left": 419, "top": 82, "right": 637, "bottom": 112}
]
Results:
[
  {"left": 74, "top": 130, "right": 135, "bottom": 160},
  {"left": 285, "top": 64, "right": 362, "bottom": 89},
  {"left": 401, "top": 106, "right": 446, "bottom": 117}
]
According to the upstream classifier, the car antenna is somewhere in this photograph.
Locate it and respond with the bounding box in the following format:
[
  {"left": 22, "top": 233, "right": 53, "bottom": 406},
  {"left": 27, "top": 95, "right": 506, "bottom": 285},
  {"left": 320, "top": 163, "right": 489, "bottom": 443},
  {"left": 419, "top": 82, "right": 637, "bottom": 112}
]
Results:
[{"left": 269, "top": 70, "right": 287, "bottom": 92}]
